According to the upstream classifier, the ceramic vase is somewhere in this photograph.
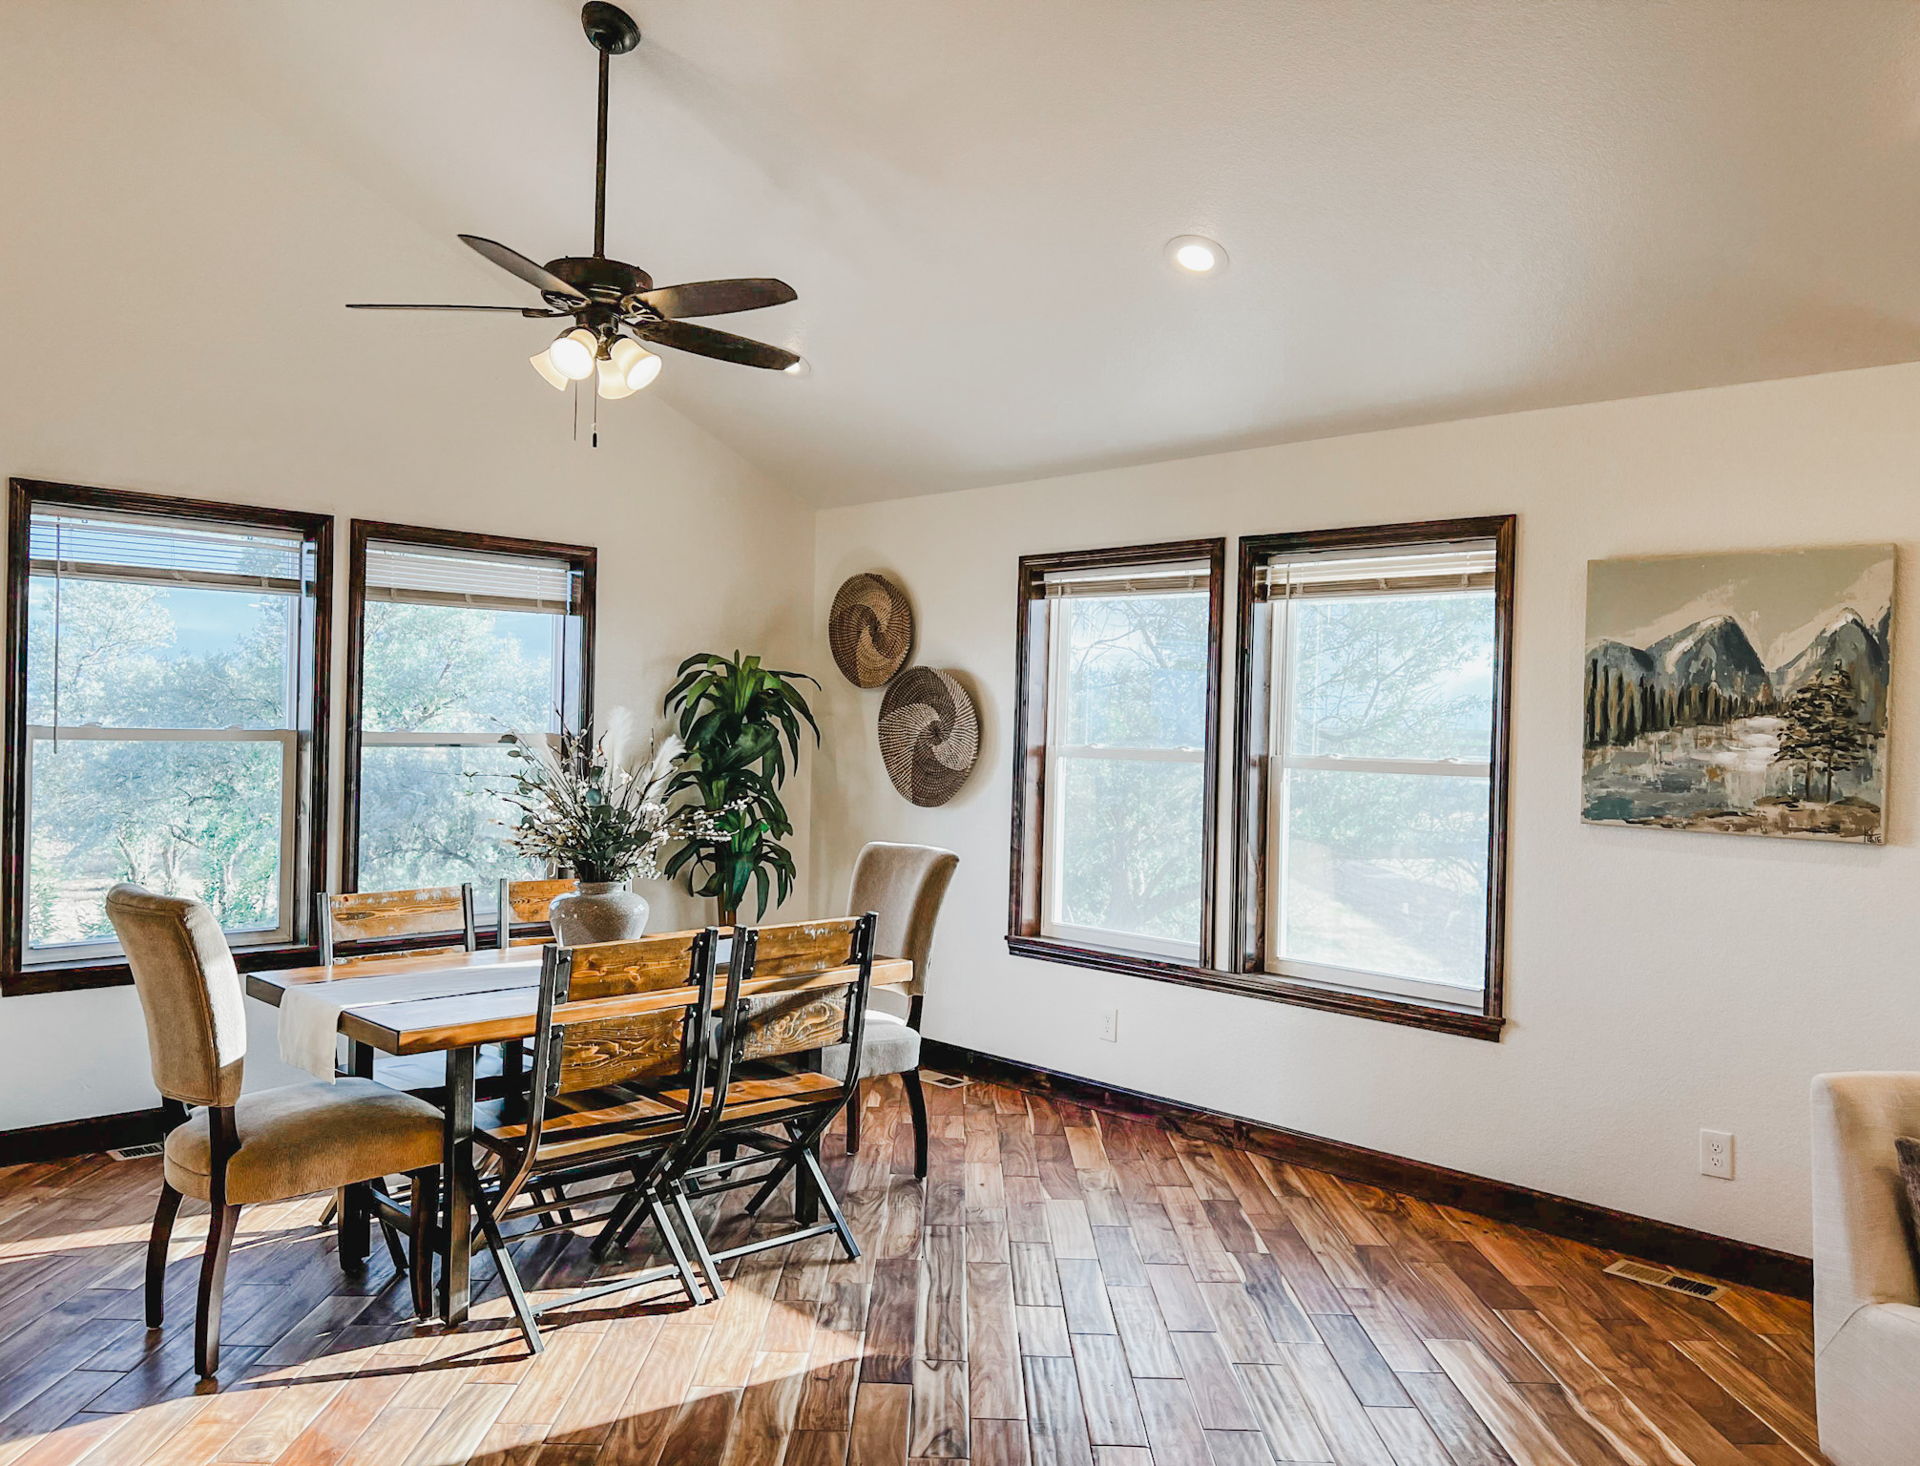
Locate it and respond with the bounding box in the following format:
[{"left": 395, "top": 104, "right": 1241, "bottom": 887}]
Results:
[{"left": 548, "top": 879, "right": 650, "bottom": 946}]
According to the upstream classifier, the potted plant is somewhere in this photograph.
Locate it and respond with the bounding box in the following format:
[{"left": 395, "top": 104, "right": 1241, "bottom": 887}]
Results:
[
  {"left": 499, "top": 710, "right": 725, "bottom": 945},
  {"left": 662, "top": 652, "right": 819, "bottom": 925}
]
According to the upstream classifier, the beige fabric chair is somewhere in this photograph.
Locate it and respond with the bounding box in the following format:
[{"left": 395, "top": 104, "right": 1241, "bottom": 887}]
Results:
[
  {"left": 1811, "top": 1072, "right": 1920, "bottom": 1465},
  {"left": 827, "top": 842, "right": 958, "bottom": 1177},
  {"left": 107, "top": 884, "right": 445, "bottom": 1378}
]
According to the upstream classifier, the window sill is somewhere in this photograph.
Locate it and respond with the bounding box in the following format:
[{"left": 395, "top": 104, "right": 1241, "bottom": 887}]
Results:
[
  {"left": 1004, "top": 934, "right": 1504, "bottom": 1041},
  {"left": 4, "top": 941, "right": 327, "bottom": 998}
]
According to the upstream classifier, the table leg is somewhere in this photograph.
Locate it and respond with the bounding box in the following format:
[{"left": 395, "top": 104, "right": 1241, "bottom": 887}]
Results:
[
  {"left": 441, "top": 1045, "right": 477, "bottom": 1325},
  {"left": 338, "top": 1040, "right": 375, "bottom": 1266}
]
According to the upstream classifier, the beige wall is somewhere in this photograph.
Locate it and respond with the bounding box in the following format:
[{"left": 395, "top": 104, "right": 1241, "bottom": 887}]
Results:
[
  {"left": 811, "top": 361, "right": 1920, "bottom": 1257},
  {"left": 0, "top": 3, "right": 816, "bottom": 1128}
]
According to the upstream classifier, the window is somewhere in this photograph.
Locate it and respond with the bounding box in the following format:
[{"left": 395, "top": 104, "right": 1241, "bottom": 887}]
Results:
[
  {"left": 343, "top": 522, "right": 593, "bottom": 920},
  {"left": 1008, "top": 540, "right": 1225, "bottom": 970},
  {"left": 3, "top": 480, "right": 331, "bottom": 994},
  {"left": 1234, "top": 518, "right": 1513, "bottom": 1035},
  {"left": 1007, "top": 520, "right": 1512, "bottom": 1040}
]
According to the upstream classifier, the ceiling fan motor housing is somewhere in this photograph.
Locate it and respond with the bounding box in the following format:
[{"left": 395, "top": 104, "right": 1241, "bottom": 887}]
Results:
[{"left": 544, "top": 255, "right": 653, "bottom": 306}]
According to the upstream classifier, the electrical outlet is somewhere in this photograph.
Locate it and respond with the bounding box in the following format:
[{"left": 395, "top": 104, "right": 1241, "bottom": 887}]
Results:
[
  {"left": 1699, "top": 1129, "right": 1735, "bottom": 1180},
  {"left": 1098, "top": 1009, "right": 1119, "bottom": 1043}
]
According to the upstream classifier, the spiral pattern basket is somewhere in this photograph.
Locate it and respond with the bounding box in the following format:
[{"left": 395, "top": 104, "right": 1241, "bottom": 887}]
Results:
[
  {"left": 877, "top": 667, "right": 980, "bottom": 807},
  {"left": 827, "top": 573, "right": 914, "bottom": 688}
]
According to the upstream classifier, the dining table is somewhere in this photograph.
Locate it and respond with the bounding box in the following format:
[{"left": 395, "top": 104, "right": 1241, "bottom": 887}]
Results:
[{"left": 246, "top": 941, "right": 913, "bottom": 1325}]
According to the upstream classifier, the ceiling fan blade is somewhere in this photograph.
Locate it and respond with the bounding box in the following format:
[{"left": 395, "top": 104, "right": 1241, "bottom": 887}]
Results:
[
  {"left": 347, "top": 303, "right": 566, "bottom": 315},
  {"left": 635, "top": 278, "right": 797, "bottom": 319},
  {"left": 632, "top": 319, "right": 800, "bottom": 371},
  {"left": 457, "top": 234, "right": 589, "bottom": 303}
]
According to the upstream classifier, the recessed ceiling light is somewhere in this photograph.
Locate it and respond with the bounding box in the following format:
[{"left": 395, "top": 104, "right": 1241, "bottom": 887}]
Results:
[
  {"left": 783, "top": 358, "right": 810, "bottom": 377},
  {"left": 1166, "top": 235, "right": 1227, "bottom": 274}
]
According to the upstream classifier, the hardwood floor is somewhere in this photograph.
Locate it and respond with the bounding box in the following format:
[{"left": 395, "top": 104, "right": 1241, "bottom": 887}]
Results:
[{"left": 0, "top": 1073, "right": 1822, "bottom": 1465}]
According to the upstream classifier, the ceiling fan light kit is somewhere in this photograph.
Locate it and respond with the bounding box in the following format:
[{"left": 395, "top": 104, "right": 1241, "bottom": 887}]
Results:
[{"left": 347, "top": 3, "right": 800, "bottom": 436}]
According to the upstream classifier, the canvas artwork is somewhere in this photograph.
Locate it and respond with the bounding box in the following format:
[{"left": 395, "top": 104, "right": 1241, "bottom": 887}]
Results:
[{"left": 1583, "top": 544, "right": 1895, "bottom": 842}]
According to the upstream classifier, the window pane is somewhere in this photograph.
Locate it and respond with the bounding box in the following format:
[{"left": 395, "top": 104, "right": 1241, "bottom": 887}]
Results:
[
  {"left": 1055, "top": 755, "right": 1203, "bottom": 948},
  {"left": 1059, "top": 592, "right": 1209, "bottom": 749},
  {"left": 28, "top": 737, "right": 284, "bottom": 949},
  {"left": 1278, "top": 769, "right": 1487, "bottom": 987},
  {"left": 361, "top": 602, "right": 561, "bottom": 735},
  {"left": 1285, "top": 590, "right": 1494, "bottom": 761},
  {"left": 357, "top": 743, "right": 543, "bottom": 896},
  {"left": 26, "top": 578, "right": 292, "bottom": 729}
]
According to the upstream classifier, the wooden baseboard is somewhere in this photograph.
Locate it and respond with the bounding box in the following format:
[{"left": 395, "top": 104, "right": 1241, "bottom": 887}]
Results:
[
  {"left": 923, "top": 1039, "right": 1813, "bottom": 1300},
  {"left": 0, "top": 1106, "right": 169, "bottom": 1168}
]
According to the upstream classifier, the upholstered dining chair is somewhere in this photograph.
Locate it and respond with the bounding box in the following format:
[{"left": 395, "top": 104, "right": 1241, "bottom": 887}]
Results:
[
  {"left": 106, "top": 884, "right": 446, "bottom": 1379},
  {"left": 823, "top": 842, "right": 958, "bottom": 1177}
]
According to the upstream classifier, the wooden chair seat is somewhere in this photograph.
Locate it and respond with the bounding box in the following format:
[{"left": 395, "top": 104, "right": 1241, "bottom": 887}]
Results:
[
  {"left": 477, "top": 1071, "right": 845, "bottom": 1165},
  {"left": 475, "top": 1088, "right": 685, "bottom": 1161}
]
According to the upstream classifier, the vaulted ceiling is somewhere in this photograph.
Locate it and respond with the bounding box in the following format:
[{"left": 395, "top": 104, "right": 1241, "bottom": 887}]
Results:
[{"left": 141, "top": 2, "right": 1920, "bottom": 505}]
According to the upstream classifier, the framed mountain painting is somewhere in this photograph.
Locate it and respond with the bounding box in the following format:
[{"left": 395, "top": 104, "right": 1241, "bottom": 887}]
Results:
[{"left": 1583, "top": 544, "right": 1895, "bottom": 842}]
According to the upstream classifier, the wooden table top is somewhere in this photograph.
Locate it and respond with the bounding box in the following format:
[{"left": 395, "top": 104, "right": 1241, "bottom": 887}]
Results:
[{"left": 245, "top": 945, "right": 913, "bottom": 1057}]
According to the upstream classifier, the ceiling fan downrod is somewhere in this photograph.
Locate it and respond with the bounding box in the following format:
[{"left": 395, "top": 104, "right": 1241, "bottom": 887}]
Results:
[{"left": 581, "top": 3, "right": 641, "bottom": 260}]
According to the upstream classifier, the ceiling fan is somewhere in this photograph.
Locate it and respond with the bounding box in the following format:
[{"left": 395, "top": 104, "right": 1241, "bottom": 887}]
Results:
[{"left": 348, "top": 2, "right": 800, "bottom": 413}]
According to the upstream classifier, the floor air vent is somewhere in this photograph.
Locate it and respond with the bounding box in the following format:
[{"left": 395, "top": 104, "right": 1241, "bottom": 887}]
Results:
[
  {"left": 108, "top": 1143, "right": 164, "bottom": 1160},
  {"left": 1603, "top": 1258, "right": 1726, "bottom": 1300}
]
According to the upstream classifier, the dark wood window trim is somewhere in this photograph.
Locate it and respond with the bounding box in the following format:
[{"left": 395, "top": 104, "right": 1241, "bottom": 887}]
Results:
[
  {"left": 1007, "top": 538, "right": 1227, "bottom": 972},
  {"left": 340, "top": 519, "right": 596, "bottom": 949},
  {"left": 2, "top": 479, "right": 334, "bottom": 997},
  {"left": 1228, "top": 514, "right": 1516, "bottom": 1040}
]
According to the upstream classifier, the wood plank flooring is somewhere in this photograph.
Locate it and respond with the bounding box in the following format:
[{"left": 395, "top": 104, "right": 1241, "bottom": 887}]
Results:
[{"left": 0, "top": 1073, "right": 1823, "bottom": 1464}]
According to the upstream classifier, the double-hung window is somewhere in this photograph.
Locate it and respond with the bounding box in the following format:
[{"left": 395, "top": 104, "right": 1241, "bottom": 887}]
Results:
[
  {"left": 1235, "top": 518, "right": 1513, "bottom": 1032},
  {"left": 343, "top": 523, "right": 594, "bottom": 914},
  {"left": 3, "top": 480, "right": 330, "bottom": 993},
  {"left": 1009, "top": 540, "right": 1225, "bottom": 969},
  {"left": 1008, "top": 519, "right": 1512, "bottom": 1039}
]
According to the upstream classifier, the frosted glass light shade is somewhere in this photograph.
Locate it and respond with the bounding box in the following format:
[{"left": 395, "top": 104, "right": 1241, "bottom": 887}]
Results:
[
  {"left": 546, "top": 327, "right": 598, "bottom": 381},
  {"left": 595, "top": 354, "right": 638, "bottom": 399},
  {"left": 529, "top": 349, "right": 570, "bottom": 390},
  {"left": 608, "top": 336, "right": 662, "bottom": 391}
]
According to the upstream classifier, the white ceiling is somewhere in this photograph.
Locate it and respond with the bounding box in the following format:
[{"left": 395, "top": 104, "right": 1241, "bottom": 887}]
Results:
[{"left": 141, "top": 2, "right": 1920, "bottom": 506}]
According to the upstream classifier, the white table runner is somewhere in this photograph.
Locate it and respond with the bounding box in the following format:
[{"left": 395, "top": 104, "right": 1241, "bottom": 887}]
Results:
[{"left": 278, "top": 958, "right": 545, "bottom": 1080}]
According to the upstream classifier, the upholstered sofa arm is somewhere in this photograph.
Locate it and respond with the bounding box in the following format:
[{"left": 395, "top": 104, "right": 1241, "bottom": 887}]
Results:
[
  {"left": 1811, "top": 1072, "right": 1920, "bottom": 1355},
  {"left": 1816, "top": 1302, "right": 1920, "bottom": 1466}
]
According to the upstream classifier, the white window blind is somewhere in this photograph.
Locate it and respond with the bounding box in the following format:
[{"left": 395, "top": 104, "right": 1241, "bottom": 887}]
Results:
[
  {"left": 1256, "top": 544, "right": 1496, "bottom": 598},
  {"left": 1043, "top": 561, "right": 1211, "bottom": 598},
  {"left": 28, "top": 508, "right": 310, "bottom": 592},
  {"left": 363, "top": 542, "right": 576, "bottom": 613}
]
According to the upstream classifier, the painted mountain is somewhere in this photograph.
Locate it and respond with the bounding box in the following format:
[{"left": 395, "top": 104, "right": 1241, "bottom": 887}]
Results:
[{"left": 1582, "top": 545, "right": 1895, "bottom": 843}]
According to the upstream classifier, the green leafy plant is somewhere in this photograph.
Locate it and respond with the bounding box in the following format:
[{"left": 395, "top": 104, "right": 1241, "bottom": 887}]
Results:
[
  {"left": 662, "top": 652, "right": 820, "bottom": 923},
  {"left": 499, "top": 710, "right": 725, "bottom": 883}
]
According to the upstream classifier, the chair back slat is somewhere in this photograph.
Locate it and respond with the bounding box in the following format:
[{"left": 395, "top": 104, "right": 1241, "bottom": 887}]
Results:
[
  {"left": 555, "top": 997, "right": 702, "bottom": 1092},
  {"left": 736, "top": 986, "right": 856, "bottom": 1063},
  {"left": 319, "top": 884, "right": 476, "bottom": 962},
  {"left": 741, "top": 917, "right": 866, "bottom": 977},
  {"left": 565, "top": 930, "right": 715, "bottom": 999},
  {"left": 496, "top": 877, "right": 579, "bottom": 946}
]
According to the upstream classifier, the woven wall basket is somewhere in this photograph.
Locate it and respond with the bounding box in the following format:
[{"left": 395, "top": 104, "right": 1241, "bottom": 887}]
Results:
[
  {"left": 877, "top": 667, "right": 980, "bottom": 807},
  {"left": 828, "top": 572, "right": 914, "bottom": 688}
]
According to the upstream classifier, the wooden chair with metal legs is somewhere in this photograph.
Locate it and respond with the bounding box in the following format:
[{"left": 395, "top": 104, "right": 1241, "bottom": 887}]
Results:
[
  {"left": 106, "top": 884, "right": 445, "bottom": 1379},
  {"left": 464, "top": 927, "right": 725, "bottom": 1352},
  {"left": 603, "top": 914, "right": 879, "bottom": 1299},
  {"left": 829, "top": 843, "right": 957, "bottom": 1178}
]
